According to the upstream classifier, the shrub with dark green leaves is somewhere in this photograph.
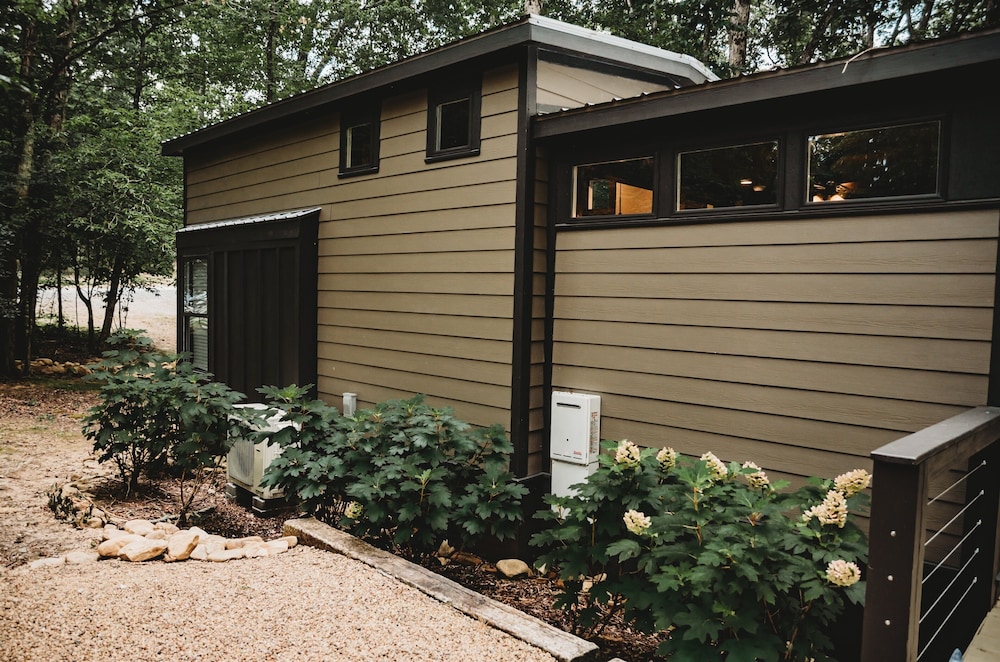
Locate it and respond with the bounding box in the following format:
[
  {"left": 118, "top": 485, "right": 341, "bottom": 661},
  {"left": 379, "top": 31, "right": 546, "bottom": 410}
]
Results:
[
  {"left": 531, "top": 440, "right": 869, "bottom": 661},
  {"left": 259, "top": 389, "right": 527, "bottom": 555},
  {"left": 84, "top": 331, "right": 249, "bottom": 524}
]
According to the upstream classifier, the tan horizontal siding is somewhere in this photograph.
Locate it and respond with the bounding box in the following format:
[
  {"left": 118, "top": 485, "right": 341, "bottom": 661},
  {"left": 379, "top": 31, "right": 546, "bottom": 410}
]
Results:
[
  {"left": 553, "top": 341, "right": 987, "bottom": 405},
  {"left": 318, "top": 272, "right": 513, "bottom": 295},
  {"left": 554, "top": 298, "right": 992, "bottom": 341},
  {"left": 321, "top": 227, "right": 515, "bottom": 255},
  {"left": 557, "top": 239, "right": 997, "bottom": 274},
  {"left": 320, "top": 205, "right": 516, "bottom": 238},
  {"left": 317, "top": 376, "right": 510, "bottom": 431},
  {"left": 598, "top": 417, "right": 875, "bottom": 479},
  {"left": 559, "top": 209, "right": 999, "bottom": 249},
  {"left": 536, "top": 60, "right": 673, "bottom": 110},
  {"left": 554, "top": 364, "right": 964, "bottom": 432},
  {"left": 593, "top": 392, "right": 900, "bottom": 457},
  {"left": 556, "top": 273, "right": 993, "bottom": 306},
  {"left": 315, "top": 64, "right": 521, "bottom": 434},
  {"left": 319, "top": 343, "right": 511, "bottom": 387},
  {"left": 318, "top": 325, "right": 512, "bottom": 363},
  {"left": 317, "top": 309, "right": 512, "bottom": 341},
  {"left": 551, "top": 209, "right": 999, "bottom": 483},
  {"left": 554, "top": 319, "right": 989, "bottom": 373},
  {"left": 318, "top": 291, "right": 514, "bottom": 318},
  {"left": 318, "top": 249, "right": 514, "bottom": 274},
  {"left": 319, "top": 359, "right": 511, "bottom": 410},
  {"left": 186, "top": 119, "right": 336, "bottom": 186}
]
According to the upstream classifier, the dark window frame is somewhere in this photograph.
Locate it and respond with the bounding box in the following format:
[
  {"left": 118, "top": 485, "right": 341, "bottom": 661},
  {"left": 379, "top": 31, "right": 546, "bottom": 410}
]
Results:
[
  {"left": 339, "top": 103, "right": 381, "bottom": 177},
  {"left": 675, "top": 138, "right": 782, "bottom": 213},
  {"left": 572, "top": 156, "right": 657, "bottom": 219},
  {"left": 180, "top": 255, "right": 210, "bottom": 371},
  {"left": 804, "top": 118, "right": 943, "bottom": 206},
  {"left": 426, "top": 79, "right": 482, "bottom": 162},
  {"left": 558, "top": 115, "right": 950, "bottom": 228}
]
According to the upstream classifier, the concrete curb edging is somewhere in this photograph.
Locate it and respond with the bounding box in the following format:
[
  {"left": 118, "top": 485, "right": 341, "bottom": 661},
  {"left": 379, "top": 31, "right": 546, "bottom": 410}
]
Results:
[{"left": 284, "top": 517, "right": 600, "bottom": 662}]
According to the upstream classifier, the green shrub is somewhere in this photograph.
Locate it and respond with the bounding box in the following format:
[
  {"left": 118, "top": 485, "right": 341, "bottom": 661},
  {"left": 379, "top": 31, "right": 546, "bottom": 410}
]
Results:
[
  {"left": 259, "top": 389, "right": 528, "bottom": 555},
  {"left": 83, "top": 331, "right": 250, "bottom": 524},
  {"left": 531, "top": 440, "right": 869, "bottom": 661}
]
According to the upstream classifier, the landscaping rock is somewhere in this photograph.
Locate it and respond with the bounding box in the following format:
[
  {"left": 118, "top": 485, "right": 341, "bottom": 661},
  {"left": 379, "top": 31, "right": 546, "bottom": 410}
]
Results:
[
  {"left": 225, "top": 536, "right": 264, "bottom": 550},
  {"left": 65, "top": 550, "right": 100, "bottom": 565},
  {"left": 207, "top": 548, "right": 245, "bottom": 562},
  {"left": 118, "top": 538, "right": 168, "bottom": 562},
  {"left": 496, "top": 559, "right": 532, "bottom": 579},
  {"left": 123, "top": 519, "right": 156, "bottom": 536},
  {"left": 164, "top": 531, "right": 200, "bottom": 562},
  {"left": 97, "top": 534, "right": 144, "bottom": 557}
]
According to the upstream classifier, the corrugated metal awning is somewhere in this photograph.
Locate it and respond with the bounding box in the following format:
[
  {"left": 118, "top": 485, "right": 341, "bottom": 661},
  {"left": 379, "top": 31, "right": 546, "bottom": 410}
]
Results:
[{"left": 175, "top": 207, "right": 322, "bottom": 234}]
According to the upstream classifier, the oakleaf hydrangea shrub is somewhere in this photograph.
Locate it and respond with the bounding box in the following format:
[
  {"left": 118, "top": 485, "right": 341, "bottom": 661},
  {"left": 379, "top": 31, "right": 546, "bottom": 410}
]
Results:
[
  {"left": 259, "top": 388, "right": 527, "bottom": 555},
  {"left": 531, "top": 440, "right": 869, "bottom": 661},
  {"left": 84, "top": 331, "right": 250, "bottom": 523}
]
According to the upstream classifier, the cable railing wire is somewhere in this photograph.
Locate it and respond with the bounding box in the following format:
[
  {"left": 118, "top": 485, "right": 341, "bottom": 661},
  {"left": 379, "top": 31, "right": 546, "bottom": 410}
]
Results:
[
  {"left": 920, "top": 547, "right": 980, "bottom": 624},
  {"left": 924, "top": 489, "right": 985, "bottom": 549},
  {"left": 928, "top": 459, "right": 986, "bottom": 506},
  {"left": 923, "top": 519, "right": 982, "bottom": 587},
  {"left": 917, "top": 576, "right": 978, "bottom": 661}
]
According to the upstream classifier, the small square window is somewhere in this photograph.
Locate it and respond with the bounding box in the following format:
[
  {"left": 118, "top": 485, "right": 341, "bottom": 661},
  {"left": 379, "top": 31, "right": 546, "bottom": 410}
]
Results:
[
  {"left": 573, "top": 158, "right": 655, "bottom": 217},
  {"left": 427, "top": 81, "right": 481, "bottom": 162},
  {"left": 339, "top": 105, "right": 380, "bottom": 177}
]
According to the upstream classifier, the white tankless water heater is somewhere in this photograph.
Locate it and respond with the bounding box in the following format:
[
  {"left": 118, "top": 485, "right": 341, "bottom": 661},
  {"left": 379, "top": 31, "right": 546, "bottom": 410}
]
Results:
[{"left": 550, "top": 391, "right": 601, "bottom": 498}]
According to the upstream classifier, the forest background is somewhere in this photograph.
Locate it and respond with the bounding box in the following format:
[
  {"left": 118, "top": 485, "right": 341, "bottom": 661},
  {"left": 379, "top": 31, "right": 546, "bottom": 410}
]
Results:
[{"left": 2, "top": 0, "right": 997, "bottom": 376}]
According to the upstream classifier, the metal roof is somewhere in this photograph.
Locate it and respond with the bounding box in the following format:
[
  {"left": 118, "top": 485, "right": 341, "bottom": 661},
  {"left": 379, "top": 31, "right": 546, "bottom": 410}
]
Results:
[
  {"left": 174, "top": 207, "right": 322, "bottom": 233},
  {"left": 533, "top": 27, "right": 1000, "bottom": 139},
  {"left": 161, "top": 14, "right": 717, "bottom": 156}
]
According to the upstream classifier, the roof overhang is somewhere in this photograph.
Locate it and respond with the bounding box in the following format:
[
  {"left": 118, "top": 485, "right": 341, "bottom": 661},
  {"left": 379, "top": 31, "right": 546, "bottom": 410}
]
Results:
[
  {"left": 533, "top": 28, "right": 1000, "bottom": 139},
  {"left": 161, "top": 15, "right": 716, "bottom": 157}
]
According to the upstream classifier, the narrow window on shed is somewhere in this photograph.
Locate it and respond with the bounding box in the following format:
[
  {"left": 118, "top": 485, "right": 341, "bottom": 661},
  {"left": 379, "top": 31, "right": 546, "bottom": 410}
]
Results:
[
  {"left": 677, "top": 141, "right": 779, "bottom": 210},
  {"left": 182, "top": 258, "right": 209, "bottom": 371},
  {"left": 339, "top": 104, "right": 380, "bottom": 176},
  {"left": 808, "top": 121, "right": 940, "bottom": 202},
  {"left": 573, "top": 157, "right": 655, "bottom": 217},
  {"left": 426, "top": 80, "right": 481, "bottom": 161}
]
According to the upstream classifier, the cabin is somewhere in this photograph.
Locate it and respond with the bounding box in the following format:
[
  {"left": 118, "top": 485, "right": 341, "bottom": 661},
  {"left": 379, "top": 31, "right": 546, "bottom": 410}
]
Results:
[
  {"left": 164, "top": 17, "right": 1000, "bottom": 657},
  {"left": 162, "top": 15, "right": 715, "bottom": 492}
]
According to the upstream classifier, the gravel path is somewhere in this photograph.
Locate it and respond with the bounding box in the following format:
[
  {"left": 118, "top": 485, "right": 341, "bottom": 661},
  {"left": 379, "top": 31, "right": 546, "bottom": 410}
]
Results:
[{"left": 0, "top": 545, "right": 557, "bottom": 662}]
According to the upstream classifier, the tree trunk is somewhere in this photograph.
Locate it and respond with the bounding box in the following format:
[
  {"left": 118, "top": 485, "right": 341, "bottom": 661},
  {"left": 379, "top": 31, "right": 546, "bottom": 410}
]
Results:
[
  {"left": 728, "top": 0, "right": 751, "bottom": 72},
  {"left": 73, "top": 257, "right": 96, "bottom": 352},
  {"left": 98, "top": 252, "right": 125, "bottom": 345},
  {"left": 266, "top": 1, "right": 278, "bottom": 103}
]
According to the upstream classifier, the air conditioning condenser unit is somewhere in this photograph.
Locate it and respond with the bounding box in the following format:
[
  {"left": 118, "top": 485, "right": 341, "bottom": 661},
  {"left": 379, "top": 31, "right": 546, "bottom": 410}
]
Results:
[{"left": 226, "top": 404, "right": 295, "bottom": 507}]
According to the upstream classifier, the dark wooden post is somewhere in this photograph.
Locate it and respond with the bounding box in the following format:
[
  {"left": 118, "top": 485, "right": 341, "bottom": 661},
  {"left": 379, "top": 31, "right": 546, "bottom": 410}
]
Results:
[{"left": 861, "top": 459, "right": 927, "bottom": 662}]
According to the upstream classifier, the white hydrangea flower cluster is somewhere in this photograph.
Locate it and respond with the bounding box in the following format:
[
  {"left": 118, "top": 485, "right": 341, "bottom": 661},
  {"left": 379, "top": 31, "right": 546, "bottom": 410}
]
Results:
[
  {"left": 834, "top": 469, "right": 872, "bottom": 498},
  {"left": 741, "top": 461, "right": 770, "bottom": 490},
  {"left": 802, "top": 489, "right": 848, "bottom": 528},
  {"left": 615, "top": 439, "right": 642, "bottom": 468},
  {"left": 656, "top": 447, "right": 677, "bottom": 471},
  {"left": 623, "top": 509, "right": 651, "bottom": 536},
  {"left": 825, "top": 559, "right": 861, "bottom": 587},
  {"left": 701, "top": 451, "right": 728, "bottom": 481},
  {"left": 344, "top": 501, "right": 364, "bottom": 520}
]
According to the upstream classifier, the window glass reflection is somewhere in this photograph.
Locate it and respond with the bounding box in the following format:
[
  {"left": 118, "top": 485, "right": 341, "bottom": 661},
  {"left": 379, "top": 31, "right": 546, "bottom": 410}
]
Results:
[
  {"left": 808, "top": 121, "right": 939, "bottom": 202},
  {"left": 574, "top": 157, "right": 654, "bottom": 217},
  {"left": 678, "top": 141, "right": 778, "bottom": 210}
]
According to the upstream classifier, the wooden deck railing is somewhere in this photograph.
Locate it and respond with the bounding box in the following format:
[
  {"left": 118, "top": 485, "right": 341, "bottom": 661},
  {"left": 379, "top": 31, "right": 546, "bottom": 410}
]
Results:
[{"left": 861, "top": 407, "right": 1000, "bottom": 662}]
